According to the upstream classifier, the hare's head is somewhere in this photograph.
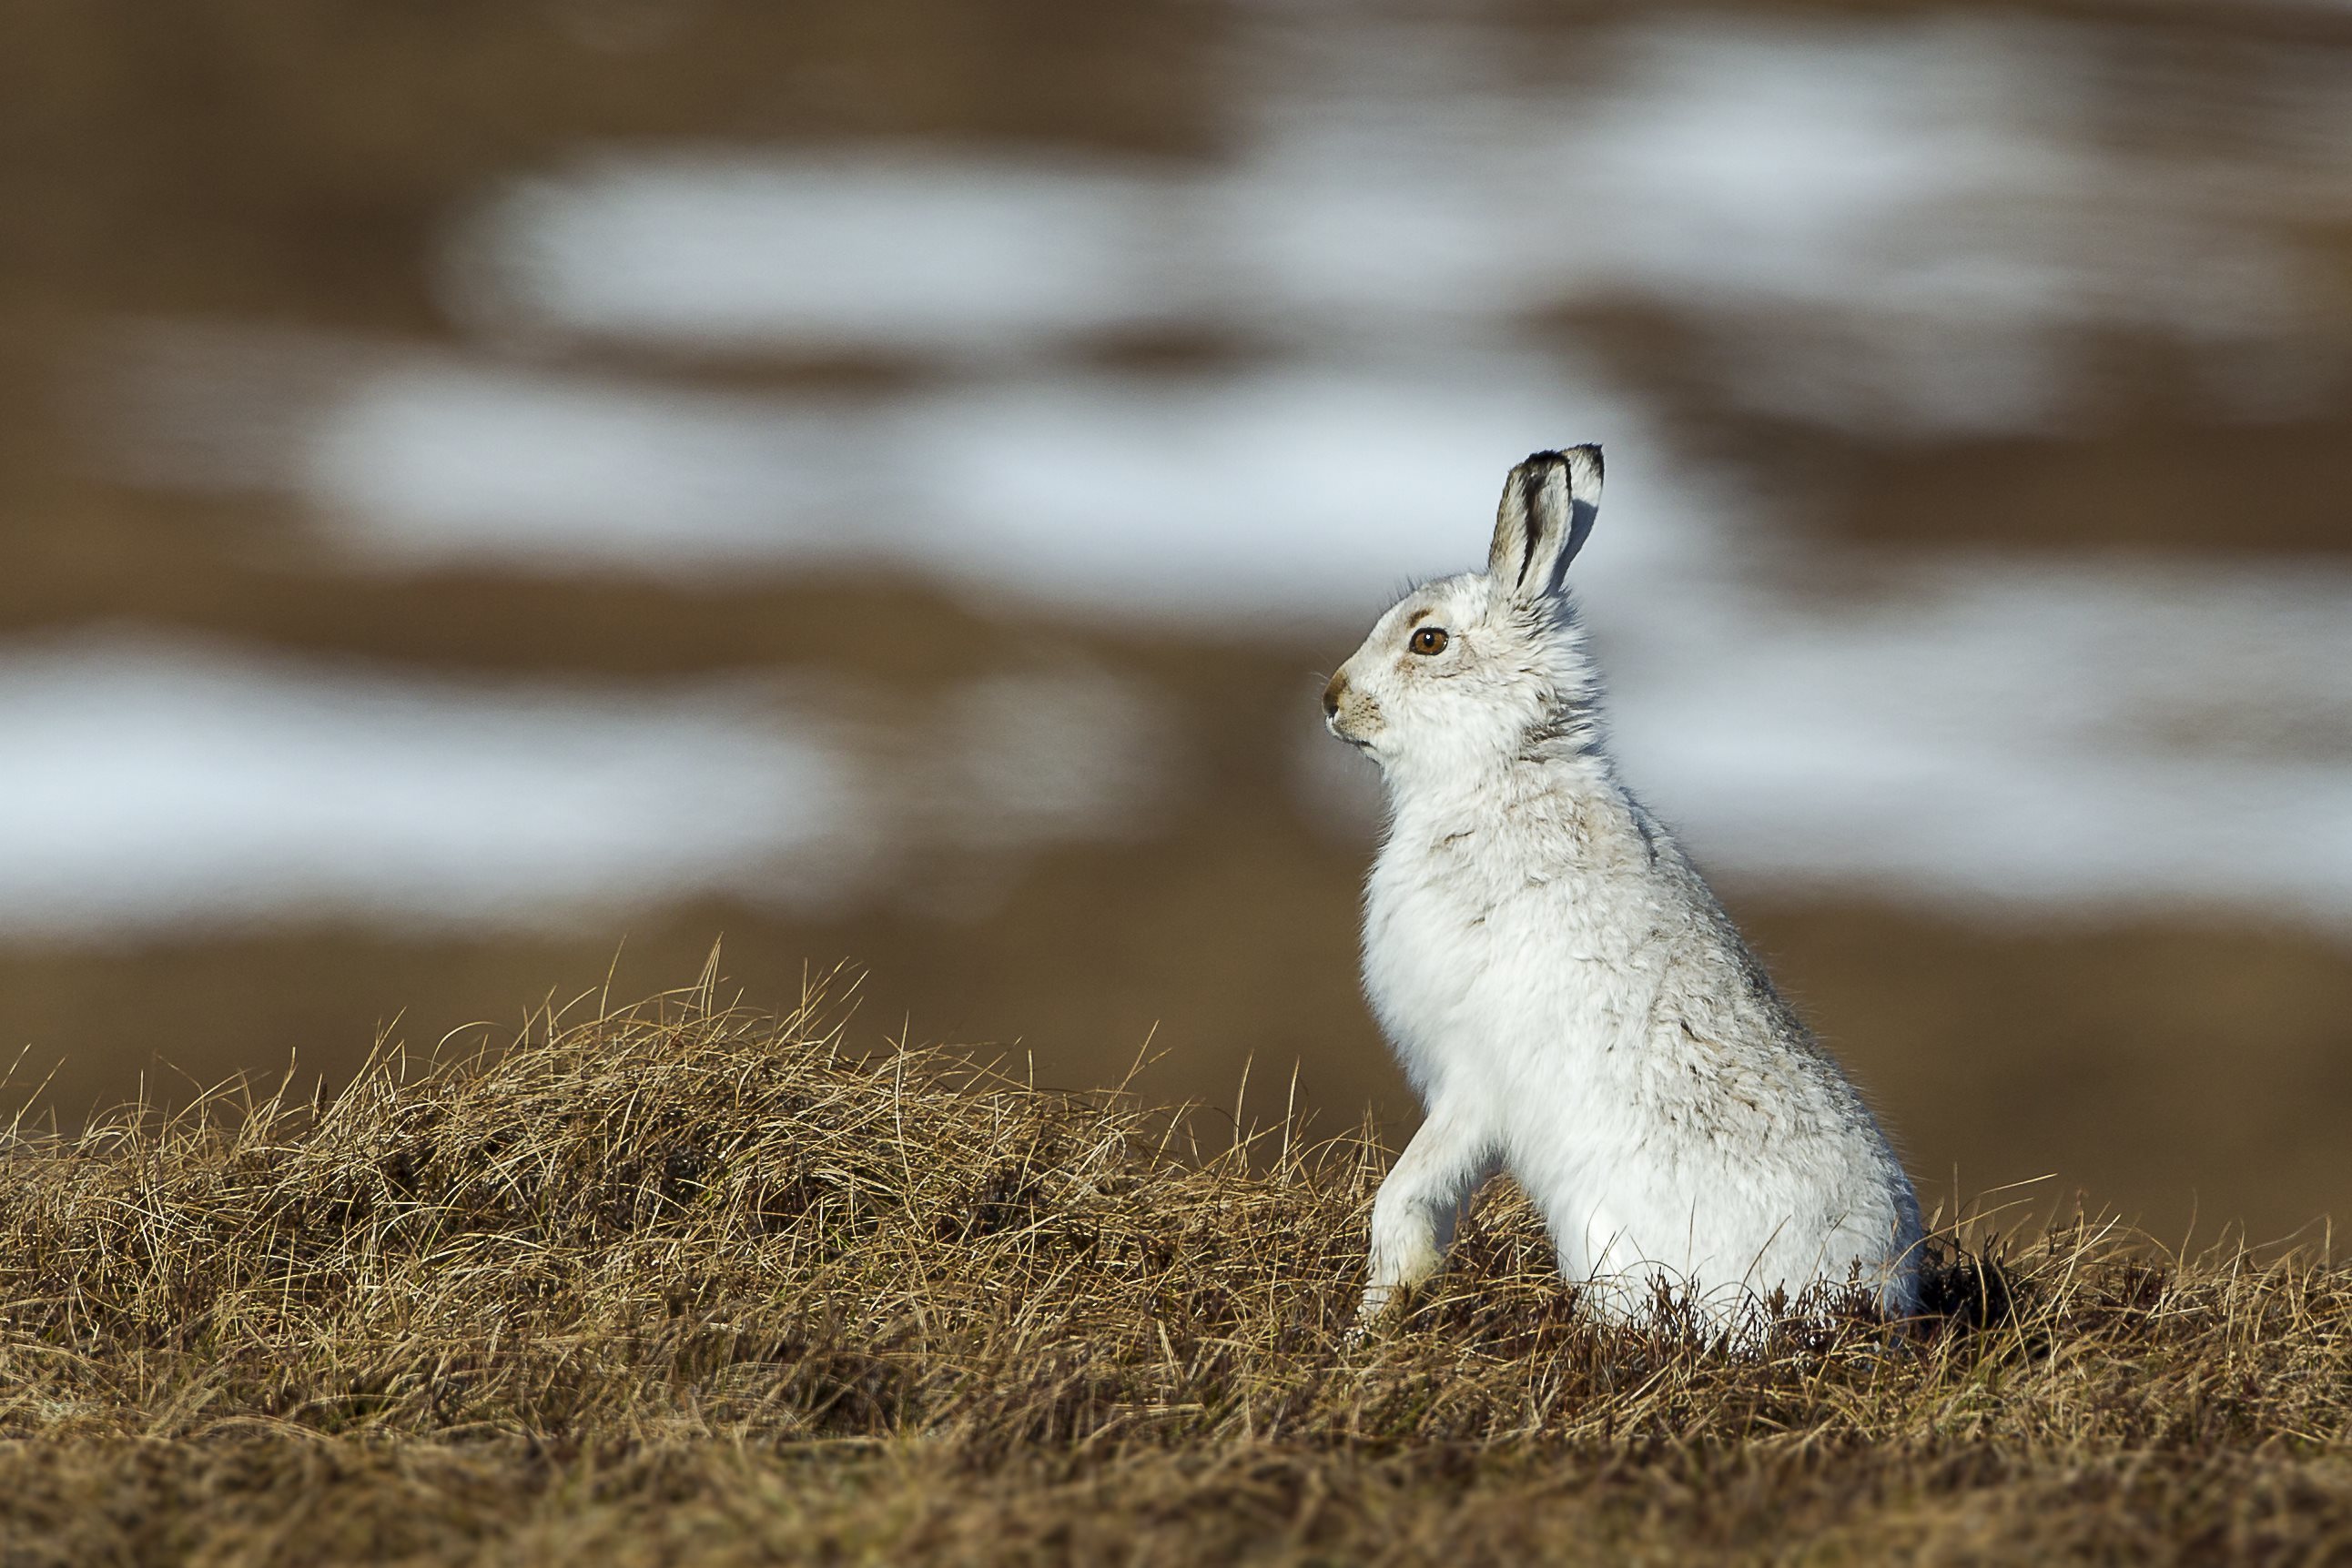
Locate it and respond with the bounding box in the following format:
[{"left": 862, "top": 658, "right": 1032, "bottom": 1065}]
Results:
[{"left": 1323, "top": 447, "right": 1604, "bottom": 784}]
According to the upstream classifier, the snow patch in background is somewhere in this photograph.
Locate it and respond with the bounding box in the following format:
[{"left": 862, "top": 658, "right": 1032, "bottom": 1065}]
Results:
[
  {"left": 1607, "top": 560, "right": 2352, "bottom": 925},
  {"left": 122, "top": 337, "right": 1708, "bottom": 619},
  {"left": 451, "top": 15, "right": 2352, "bottom": 432},
  {"left": 454, "top": 156, "right": 1206, "bottom": 356},
  {"left": 0, "top": 637, "right": 1169, "bottom": 936}
]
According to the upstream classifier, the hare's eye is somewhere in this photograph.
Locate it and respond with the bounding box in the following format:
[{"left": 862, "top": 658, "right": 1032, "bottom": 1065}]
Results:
[{"left": 1409, "top": 626, "right": 1449, "bottom": 656}]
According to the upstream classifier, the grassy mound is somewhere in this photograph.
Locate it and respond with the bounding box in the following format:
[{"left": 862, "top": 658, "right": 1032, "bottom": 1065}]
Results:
[{"left": 0, "top": 981, "right": 2345, "bottom": 1565}]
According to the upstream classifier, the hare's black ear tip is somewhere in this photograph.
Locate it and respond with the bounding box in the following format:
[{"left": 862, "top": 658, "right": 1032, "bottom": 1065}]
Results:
[{"left": 1518, "top": 445, "right": 1603, "bottom": 476}]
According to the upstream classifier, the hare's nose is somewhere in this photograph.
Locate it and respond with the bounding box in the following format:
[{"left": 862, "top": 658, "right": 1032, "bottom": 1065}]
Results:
[{"left": 1323, "top": 672, "right": 1348, "bottom": 718}]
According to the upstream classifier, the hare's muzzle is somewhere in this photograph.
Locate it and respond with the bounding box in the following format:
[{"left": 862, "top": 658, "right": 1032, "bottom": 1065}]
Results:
[{"left": 1324, "top": 671, "right": 1374, "bottom": 748}]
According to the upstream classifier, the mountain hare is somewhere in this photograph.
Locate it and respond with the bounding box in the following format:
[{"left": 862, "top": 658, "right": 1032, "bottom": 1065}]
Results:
[{"left": 1323, "top": 447, "right": 1921, "bottom": 1330}]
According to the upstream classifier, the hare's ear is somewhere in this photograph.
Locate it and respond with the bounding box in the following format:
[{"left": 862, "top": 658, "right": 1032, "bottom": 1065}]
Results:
[{"left": 1486, "top": 445, "right": 1602, "bottom": 602}]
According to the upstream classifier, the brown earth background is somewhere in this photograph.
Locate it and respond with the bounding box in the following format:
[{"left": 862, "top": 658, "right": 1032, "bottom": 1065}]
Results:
[{"left": 4, "top": 0, "right": 2351, "bottom": 1243}]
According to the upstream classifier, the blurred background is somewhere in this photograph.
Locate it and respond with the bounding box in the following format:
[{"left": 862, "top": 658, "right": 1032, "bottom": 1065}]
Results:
[{"left": 5, "top": 0, "right": 2351, "bottom": 1240}]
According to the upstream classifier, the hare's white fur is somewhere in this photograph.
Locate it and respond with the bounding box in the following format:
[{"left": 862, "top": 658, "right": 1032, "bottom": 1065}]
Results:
[{"left": 1325, "top": 447, "right": 1921, "bottom": 1330}]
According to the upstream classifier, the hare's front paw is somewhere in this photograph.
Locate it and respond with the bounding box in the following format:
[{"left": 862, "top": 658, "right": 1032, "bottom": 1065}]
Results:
[{"left": 1344, "top": 1283, "right": 1400, "bottom": 1347}]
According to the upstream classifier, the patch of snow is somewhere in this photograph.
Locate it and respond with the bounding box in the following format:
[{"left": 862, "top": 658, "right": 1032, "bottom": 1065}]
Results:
[
  {"left": 447, "top": 15, "right": 2352, "bottom": 431},
  {"left": 123, "top": 337, "right": 1708, "bottom": 622},
  {"left": 451, "top": 154, "right": 1209, "bottom": 356},
  {"left": 0, "top": 635, "right": 1169, "bottom": 935},
  {"left": 1606, "top": 559, "right": 2352, "bottom": 924}
]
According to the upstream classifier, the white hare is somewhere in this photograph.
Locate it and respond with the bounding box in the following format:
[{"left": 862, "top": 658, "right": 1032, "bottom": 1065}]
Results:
[{"left": 1323, "top": 446, "right": 1921, "bottom": 1330}]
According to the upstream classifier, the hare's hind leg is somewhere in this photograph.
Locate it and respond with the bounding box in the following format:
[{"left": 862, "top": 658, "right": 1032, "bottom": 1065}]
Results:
[{"left": 1356, "top": 1107, "right": 1498, "bottom": 1330}]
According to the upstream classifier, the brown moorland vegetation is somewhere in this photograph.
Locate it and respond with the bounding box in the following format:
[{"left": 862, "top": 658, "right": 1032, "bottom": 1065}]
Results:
[{"left": 0, "top": 976, "right": 2346, "bottom": 1566}]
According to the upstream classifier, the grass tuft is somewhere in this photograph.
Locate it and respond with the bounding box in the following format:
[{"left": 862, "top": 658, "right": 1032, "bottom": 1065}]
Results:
[{"left": 0, "top": 980, "right": 2345, "bottom": 1564}]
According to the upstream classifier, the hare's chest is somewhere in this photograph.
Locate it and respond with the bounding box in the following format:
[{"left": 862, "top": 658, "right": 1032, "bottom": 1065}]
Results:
[
  {"left": 1361, "top": 859, "right": 1487, "bottom": 1080},
  {"left": 1362, "top": 835, "right": 1652, "bottom": 1098}
]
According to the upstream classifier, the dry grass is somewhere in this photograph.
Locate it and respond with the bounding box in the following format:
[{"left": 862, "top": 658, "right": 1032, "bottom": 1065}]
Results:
[{"left": 0, "top": 976, "right": 2346, "bottom": 1566}]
